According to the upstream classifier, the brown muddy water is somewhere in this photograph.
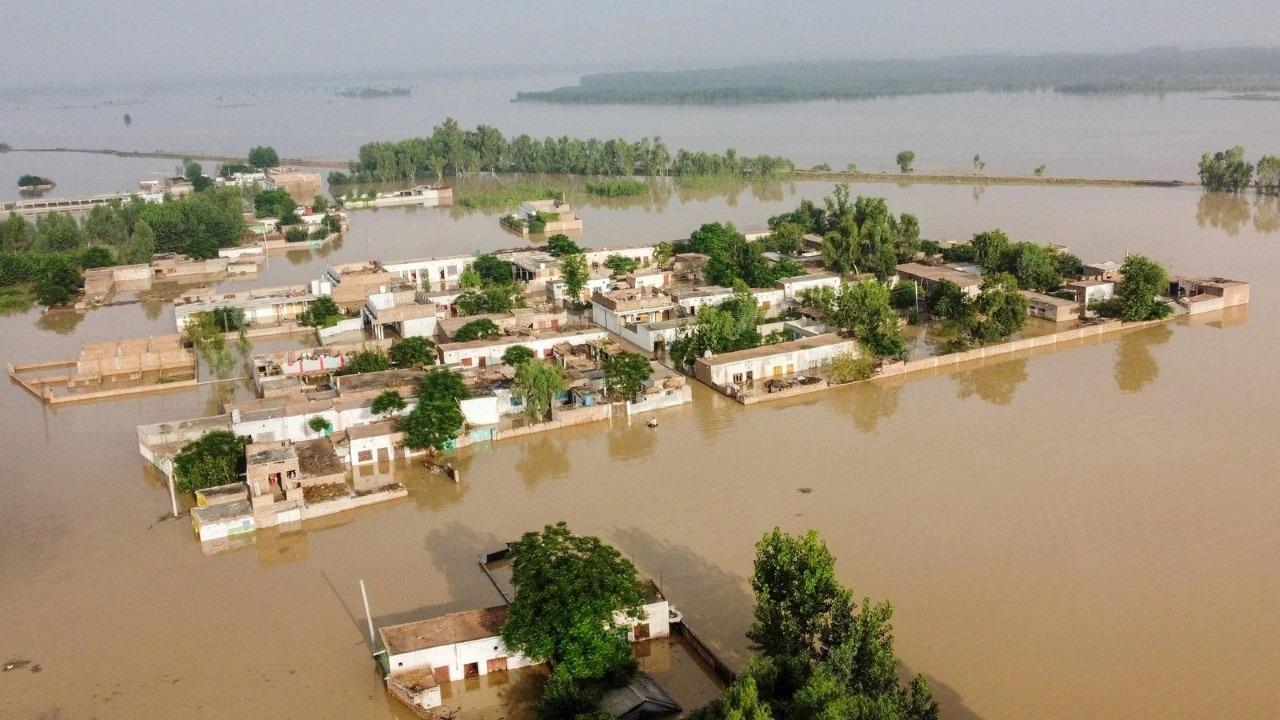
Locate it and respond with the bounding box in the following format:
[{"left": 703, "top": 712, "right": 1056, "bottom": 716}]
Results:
[{"left": 1, "top": 180, "right": 1278, "bottom": 719}]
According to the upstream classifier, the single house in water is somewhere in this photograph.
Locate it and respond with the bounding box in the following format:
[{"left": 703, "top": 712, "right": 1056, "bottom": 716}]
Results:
[
  {"left": 1020, "top": 290, "right": 1081, "bottom": 323},
  {"left": 694, "top": 334, "right": 855, "bottom": 388}
]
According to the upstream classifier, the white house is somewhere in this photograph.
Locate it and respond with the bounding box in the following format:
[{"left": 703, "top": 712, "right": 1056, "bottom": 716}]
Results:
[
  {"left": 363, "top": 290, "right": 438, "bottom": 340},
  {"left": 776, "top": 271, "right": 842, "bottom": 301},
  {"left": 383, "top": 254, "right": 476, "bottom": 291},
  {"left": 613, "top": 316, "right": 697, "bottom": 354},
  {"left": 590, "top": 289, "right": 676, "bottom": 335},
  {"left": 546, "top": 275, "right": 612, "bottom": 306},
  {"left": 438, "top": 328, "right": 609, "bottom": 369},
  {"left": 582, "top": 244, "right": 658, "bottom": 269},
  {"left": 378, "top": 582, "right": 671, "bottom": 686},
  {"left": 694, "top": 333, "right": 855, "bottom": 388}
]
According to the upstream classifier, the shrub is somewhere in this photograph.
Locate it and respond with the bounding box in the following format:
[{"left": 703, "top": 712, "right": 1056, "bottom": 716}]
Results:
[{"left": 828, "top": 350, "right": 877, "bottom": 384}]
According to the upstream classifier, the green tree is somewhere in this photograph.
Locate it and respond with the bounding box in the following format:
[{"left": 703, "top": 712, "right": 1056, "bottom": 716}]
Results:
[
  {"left": 970, "top": 272, "right": 1028, "bottom": 344},
  {"left": 247, "top": 145, "right": 280, "bottom": 168},
  {"left": 311, "top": 194, "right": 329, "bottom": 212},
  {"left": 1115, "top": 254, "right": 1172, "bottom": 321},
  {"left": 420, "top": 367, "right": 470, "bottom": 404},
  {"left": 1008, "top": 242, "right": 1061, "bottom": 291},
  {"left": 398, "top": 396, "right": 464, "bottom": 451},
  {"left": 749, "top": 528, "right": 856, "bottom": 663},
  {"left": 454, "top": 318, "right": 501, "bottom": 341},
  {"left": 80, "top": 245, "right": 116, "bottom": 269},
  {"left": 254, "top": 188, "right": 296, "bottom": 218},
  {"left": 604, "top": 352, "right": 653, "bottom": 402},
  {"left": 827, "top": 350, "right": 877, "bottom": 383},
  {"left": 830, "top": 281, "right": 909, "bottom": 360},
  {"left": 605, "top": 254, "right": 640, "bottom": 276},
  {"left": 502, "top": 344, "right": 536, "bottom": 366},
  {"left": 33, "top": 255, "right": 82, "bottom": 306},
  {"left": 371, "top": 390, "right": 407, "bottom": 417},
  {"left": 695, "top": 675, "right": 774, "bottom": 720},
  {"left": 284, "top": 226, "right": 308, "bottom": 243},
  {"left": 1034, "top": 164, "right": 1046, "bottom": 177},
  {"left": 472, "top": 254, "right": 513, "bottom": 285},
  {"left": 308, "top": 416, "right": 333, "bottom": 435},
  {"left": 973, "top": 154, "right": 985, "bottom": 173},
  {"left": 34, "top": 213, "right": 85, "bottom": 253},
  {"left": 560, "top": 252, "right": 589, "bottom": 303},
  {"left": 388, "top": 336, "right": 436, "bottom": 367},
  {"left": 172, "top": 430, "right": 249, "bottom": 493},
  {"left": 1, "top": 212, "right": 33, "bottom": 251},
  {"left": 1198, "top": 146, "right": 1253, "bottom": 193},
  {"left": 501, "top": 522, "right": 646, "bottom": 681},
  {"left": 335, "top": 349, "right": 389, "bottom": 376},
  {"left": 895, "top": 150, "right": 915, "bottom": 173},
  {"left": 183, "top": 159, "right": 211, "bottom": 191},
  {"left": 84, "top": 204, "right": 128, "bottom": 248},
  {"left": 459, "top": 265, "right": 483, "bottom": 289},
  {"left": 545, "top": 233, "right": 582, "bottom": 256},
  {"left": 513, "top": 360, "right": 565, "bottom": 420},
  {"left": 969, "top": 229, "right": 1011, "bottom": 272},
  {"left": 1256, "top": 155, "right": 1280, "bottom": 195},
  {"left": 298, "top": 296, "right": 343, "bottom": 328}
]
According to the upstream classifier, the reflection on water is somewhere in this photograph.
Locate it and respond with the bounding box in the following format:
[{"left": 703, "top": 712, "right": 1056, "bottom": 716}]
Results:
[
  {"left": 33, "top": 307, "right": 85, "bottom": 335},
  {"left": 514, "top": 436, "right": 570, "bottom": 488},
  {"left": 607, "top": 419, "right": 658, "bottom": 462},
  {"left": 972, "top": 184, "right": 986, "bottom": 203},
  {"left": 835, "top": 376, "right": 904, "bottom": 433},
  {"left": 1253, "top": 196, "right": 1280, "bottom": 234},
  {"left": 1196, "top": 193, "right": 1253, "bottom": 236},
  {"left": 955, "top": 357, "right": 1029, "bottom": 406},
  {"left": 1114, "top": 325, "right": 1173, "bottom": 393}
]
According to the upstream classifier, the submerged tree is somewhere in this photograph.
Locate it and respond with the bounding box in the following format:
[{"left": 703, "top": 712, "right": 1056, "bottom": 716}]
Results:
[
  {"left": 513, "top": 360, "right": 565, "bottom": 421},
  {"left": 604, "top": 352, "right": 653, "bottom": 402},
  {"left": 896, "top": 150, "right": 915, "bottom": 173},
  {"left": 1198, "top": 146, "right": 1253, "bottom": 193}
]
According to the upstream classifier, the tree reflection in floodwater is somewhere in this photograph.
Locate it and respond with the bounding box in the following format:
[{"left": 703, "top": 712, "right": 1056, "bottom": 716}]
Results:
[
  {"left": 607, "top": 419, "right": 657, "bottom": 462},
  {"left": 35, "top": 307, "right": 85, "bottom": 335},
  {"left": 955, "top": 357, "right": 1029, "bottom": 406},
  {"left": 835, "top": 376, "right": 904, "bottom": 433},
  {"left": 514, "top": 435, "right": 571, "bottom": 489},
  {"left": 1254, "top": 197, "right": 1280, "bottom": 234},
  {"left": 1114, "top": 324, "right": 1173, "bottom": 393},
  {"left": 1196, "top": 192, "right": 1251, "bottom": 236},
  {"left": 972, "top": 184, "right": 986, "bottom": 203}
]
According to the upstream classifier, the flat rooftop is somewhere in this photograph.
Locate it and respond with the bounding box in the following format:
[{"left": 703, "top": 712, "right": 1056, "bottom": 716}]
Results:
[
  {"left": 1020, "top": 290, "right": 1079, "bottom": 307},
  {"left": 698, "top": 333, "right": 852, "bottom": 367},
  {"left": 380, "top": 606, "right": 510, "bottom": 655},
  {"left": 896, "top": 262, "right": 983, "bottom": 286}
]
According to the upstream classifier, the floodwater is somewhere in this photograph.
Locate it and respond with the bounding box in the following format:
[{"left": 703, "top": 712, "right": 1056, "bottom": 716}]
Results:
[
  {"left": 3, "top": 69, "right": 1280, "bottom": 180},
  {"left": 1, "top": 173, "right": 1277, "bottom": 719}
]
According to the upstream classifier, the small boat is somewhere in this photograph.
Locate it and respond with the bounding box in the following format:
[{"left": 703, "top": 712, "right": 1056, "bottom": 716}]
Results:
[{"left": 647, "top": 418, "right": 658, "bottom": 428}]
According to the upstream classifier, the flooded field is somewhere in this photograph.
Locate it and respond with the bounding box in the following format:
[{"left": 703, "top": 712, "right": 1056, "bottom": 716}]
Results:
[{"left": 1, "top": 178, "right": 1278, "bottom": 719}]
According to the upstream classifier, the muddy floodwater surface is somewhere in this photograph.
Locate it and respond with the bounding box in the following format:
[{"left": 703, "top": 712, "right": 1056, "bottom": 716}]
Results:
[{"left": 1, "top": 175, "right": 1278, "bottom": 719}]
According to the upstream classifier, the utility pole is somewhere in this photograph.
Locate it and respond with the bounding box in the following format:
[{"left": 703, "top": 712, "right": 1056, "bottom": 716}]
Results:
[{"left": 360, "top": 579, "right": 377, "bottom": 652}]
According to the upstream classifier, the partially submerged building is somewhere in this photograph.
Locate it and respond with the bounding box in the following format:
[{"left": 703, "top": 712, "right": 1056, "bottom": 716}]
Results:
[
  {"left": 1171, "top": 276, "right": 1251, "bottom": 315},
  {"left": 895, "top": 262, "right": 983, "bottom": 297},
  {"left": 694, "top": 334, "right": 856, "bottom": 403},
  {"left": 1021, "top": 290, "right": 1082, "bottom": 323}
]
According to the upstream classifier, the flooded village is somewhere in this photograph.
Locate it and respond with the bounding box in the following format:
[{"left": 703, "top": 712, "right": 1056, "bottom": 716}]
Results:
[{"left": 5, "top": 22, "right": 1280, "bottom": 718}]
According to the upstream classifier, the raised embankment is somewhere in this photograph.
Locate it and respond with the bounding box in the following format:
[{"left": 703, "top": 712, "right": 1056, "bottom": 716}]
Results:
[{"left": 10, "top": 147, "right": 1197, "bottom": 189}]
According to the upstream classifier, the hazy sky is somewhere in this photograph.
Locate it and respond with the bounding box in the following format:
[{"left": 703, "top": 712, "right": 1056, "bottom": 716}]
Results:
[{"left": 4, "top": 0, "right": 1278, "bottom": 86}]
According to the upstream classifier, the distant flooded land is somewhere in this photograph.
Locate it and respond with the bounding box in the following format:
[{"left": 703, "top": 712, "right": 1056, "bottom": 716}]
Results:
[{"left": 515, "top": 47, "right": 1280, "bottom": 104}]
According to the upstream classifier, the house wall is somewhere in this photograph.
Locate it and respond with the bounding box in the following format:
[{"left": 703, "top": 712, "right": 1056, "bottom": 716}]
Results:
[
  {"left": 384, "top": 256, "right": 475, "bottom": 291},
  {"left": 695, "top": 339, "right": 856, "bottom": 387},
  {"left": 779, "top": 275, "right": 841, "bottom": 300},
  {"left": 441, "top": 330, "right": 608, "bottom": 368},
  {"left": 385, "top": 637, "right": 536, "bottom": 681},
  {"left": 583, "top": 245, "right": 656, "bottom": 268}
]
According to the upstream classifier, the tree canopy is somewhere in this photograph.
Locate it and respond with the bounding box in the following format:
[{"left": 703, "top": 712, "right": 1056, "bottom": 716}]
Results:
[
  {"left": 501, "top": 522, "right": 646, "bottom": 681},
  {"left": 297, "top": 296, "right": 344, "bottom": 328},
  {"left": 502, "top": 344, "right": 536, "bottom": 366},
  {"left": 1198, "top": 146, "right": 1253, "bottom": 193},
  {"left": 545, "top": 234, "right": 582, "bottom": 256},
  {"left": 771, "top": 186, "right": 919, "bottom": 281},
  {"left": 604, "top": 352, "right": 653, "bottom": 402},
  {"left": 513, "top": 361, "right": 565, "bottom": 420},
  {"left": 388, "top": 336, "right": 436, "bottom": 368},
  {"left": 371, "top": 389, "right": 407, "bottom": 417},
  {"left": 247, "top": 145, "right": 280, "bottom": 169},
  {"left": 172, "top": 430, "right": 249, "bottom": 493},
  {"left": 1114, "top": 254, "right": 1173, "bottom": 321},
  {"left": 454, "top": 318, "right": 501, "bottom": 342},
  {"left": 698, "top": 528, "right": 940, "bottom": 720},
  {"left": 829, "top": 280, "right": 909, "bottom": 360},
  {"left": 334, "top": 349, "right": 389, "bottom": 376},
  {"left": 398, "top": 369, "right": 469, "bottom": 451},
  {"left": 560, "top": 253, "right": 589, "bottom": 303}
]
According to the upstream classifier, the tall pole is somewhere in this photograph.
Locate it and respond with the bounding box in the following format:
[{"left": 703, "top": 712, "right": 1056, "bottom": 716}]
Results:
[
  {"left": 360, "top": 579, "right": 376, "bottom": 650},
  {"left": 168, "top": 470, "right": 179, "bottom": 518}
]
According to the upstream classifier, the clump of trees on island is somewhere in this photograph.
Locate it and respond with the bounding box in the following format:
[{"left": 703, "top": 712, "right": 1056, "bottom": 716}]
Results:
[
  {"left": 18, "top": 174, "right": 55, "bottom": 190},
  {"left": 497, "top": 522, "right": 939, "bottom": 720},
  {"left": 329, "top": 118, "right": 794, "bottom": 185},
  {"left": 1199, "top": 146, "right": 1280, "bottom": 195}
]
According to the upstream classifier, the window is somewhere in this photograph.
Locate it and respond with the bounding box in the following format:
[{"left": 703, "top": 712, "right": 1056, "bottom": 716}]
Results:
[
  {"left": 357, "top": 450, "right": 373, "bottom": 463},
  {"left": 462, "top": 358, "right": 473, "bottom": 367}
]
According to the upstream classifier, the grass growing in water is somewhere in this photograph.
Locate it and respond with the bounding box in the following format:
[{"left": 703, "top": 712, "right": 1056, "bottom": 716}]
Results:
[
  {"left": 457, "top": 184, "right": 566, "bottom": 210},
  {"left": 0, "top": 285, "right": 33, "bottom": 313},
  {"left": 585, "top": 179, "right": 649, "bottom": 197}
]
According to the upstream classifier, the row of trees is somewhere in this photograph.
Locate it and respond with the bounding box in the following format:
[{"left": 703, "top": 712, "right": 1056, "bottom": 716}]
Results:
[
  {"left": 678, "top": 222, "right": 805, "bottom": 288},
  {"left": 940, "top": 230, "right": 1083, "bottom": 292},
  {"left": 331, "top": 118, "right": 794, "bottom": 184},
  {"left": 1199, "top": 146, "right": 1280, "bottom": 195},
  {"left": 768, "top": 185, "right": 922, "bottom": 281}
]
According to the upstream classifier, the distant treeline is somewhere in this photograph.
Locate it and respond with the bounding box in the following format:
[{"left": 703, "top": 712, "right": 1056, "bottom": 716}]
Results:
[
  {"left": 514, "top": 47, "right": 1280, "bottom": 104},
  {"left": 329, "top": 118, "right": 794, "bottom": 184}
]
